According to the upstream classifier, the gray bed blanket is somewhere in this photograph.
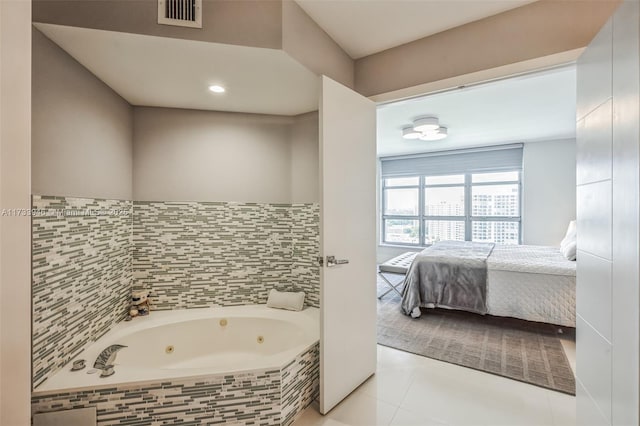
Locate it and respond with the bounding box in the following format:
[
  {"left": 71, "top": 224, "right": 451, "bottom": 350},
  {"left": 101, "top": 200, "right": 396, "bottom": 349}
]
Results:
[{"left": 401, "top": 241, "right": 495, "bottom": 318}]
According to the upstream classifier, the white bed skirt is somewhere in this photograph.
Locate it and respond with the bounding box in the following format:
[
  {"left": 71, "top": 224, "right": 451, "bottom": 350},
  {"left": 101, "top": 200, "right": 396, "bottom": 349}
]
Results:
[
  {"left": 487, "top": 244, "right": 576, "bottom": 328},
  {"left": 487, "top": 269, "right": 575, "bottom": 327}
]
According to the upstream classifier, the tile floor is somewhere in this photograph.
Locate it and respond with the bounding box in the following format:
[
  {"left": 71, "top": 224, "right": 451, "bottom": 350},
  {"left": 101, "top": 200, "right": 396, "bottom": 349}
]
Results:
[
  {"left": 294, "top": 273, "right": 577, "bottom": 426},
  {"left": 295, "top": 344, "right": 576, "bottom": 426}
]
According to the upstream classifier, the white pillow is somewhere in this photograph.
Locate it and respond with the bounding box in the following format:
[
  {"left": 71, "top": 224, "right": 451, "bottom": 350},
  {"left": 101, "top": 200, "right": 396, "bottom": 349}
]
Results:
[
  {"left": 560, "top": 235, "right": 575, "bottom": 253},
  {"left": 560, "top": 220, "right": 577, "bottom": 251},
  {"left": 561, "top": 240, "right": 577, "bottom": 261},
  {"left": 266, "top": 289, "right": 305, "bottom": 311}
]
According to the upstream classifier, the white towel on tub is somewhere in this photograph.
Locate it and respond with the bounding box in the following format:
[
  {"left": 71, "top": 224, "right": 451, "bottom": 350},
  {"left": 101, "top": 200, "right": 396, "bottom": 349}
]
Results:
[{"left": 267, "top": 289, "right": 305, "bottom": 311}]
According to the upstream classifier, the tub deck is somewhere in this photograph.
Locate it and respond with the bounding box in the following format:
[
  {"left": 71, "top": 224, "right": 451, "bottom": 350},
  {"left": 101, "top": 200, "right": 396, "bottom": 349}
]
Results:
[
  {"left": 32, "top": 305, "right": 320, "bottom": 426},
  {"left": 34, "top": 305, "right": 319, "bottom": 395}
]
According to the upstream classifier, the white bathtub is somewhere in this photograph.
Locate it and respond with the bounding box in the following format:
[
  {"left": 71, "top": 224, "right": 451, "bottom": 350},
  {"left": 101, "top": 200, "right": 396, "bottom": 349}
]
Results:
[{"left": 35, "top": 305, "right": 319, "bottom": 394}]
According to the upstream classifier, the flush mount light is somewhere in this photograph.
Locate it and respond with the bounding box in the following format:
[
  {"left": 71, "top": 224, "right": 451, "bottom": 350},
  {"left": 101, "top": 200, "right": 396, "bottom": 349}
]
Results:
[
  {"left": 402, "top": 126, "right": 422, "bottom": 139},
  {"left": 413, "top": 117, "right": 439, "bottom": 132},
  {"left": 401, "top": 116, "right": 448, "bottom": 141},
  {"left": 208, "top": 85, "right": 226, "bottom": 93},
  {"left": 419, "top": 127, "right": 448, "bottom": 141}
]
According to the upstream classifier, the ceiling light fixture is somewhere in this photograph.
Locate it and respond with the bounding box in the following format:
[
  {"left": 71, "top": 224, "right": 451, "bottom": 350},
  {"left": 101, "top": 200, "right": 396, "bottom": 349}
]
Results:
[
  {"left": 419, "top": 127, "right": 448, "bottom": 141},
  {"left": 208, "top": 85, "right": 226, "bottom": 93},
  {"left": 413, "top": 117, "right": 439, "bottom": 132},
  {"left": 402, "top": 126, "right": 422, "bottom": 139},
  {"left": 401, "top": 116, "right": 448, "bottom": 141}
]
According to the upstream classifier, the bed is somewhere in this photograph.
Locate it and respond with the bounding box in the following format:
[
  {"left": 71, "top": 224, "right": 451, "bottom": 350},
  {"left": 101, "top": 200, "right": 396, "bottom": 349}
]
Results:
[{"left": 400, "top": 241, "right": 576, "bottom": 327}]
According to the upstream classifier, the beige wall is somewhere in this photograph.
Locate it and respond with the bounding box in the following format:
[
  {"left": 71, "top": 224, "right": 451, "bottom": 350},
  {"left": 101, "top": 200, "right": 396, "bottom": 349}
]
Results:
[
  {"left": 522, "top": 139, "right": 576, "bottom": 246},
  {"left": 31, "top": 0, "right": 617, "bottom": 101},
  {"left": 133, "top": 107, "right": 296, "bottom": 203},
  {"left": 33, "top": 0, "right": 356, "bottom": 90},
  {"left": 32, "top": 0, "right": 282, "bottom": 50},
  {"left": 0, "top": 0, "right": 32, "bottom": 424},
  {"left": 355, "top": 0, "right": 619, "bottom": 97},
  {"left": 32, "top": 28, "right": 321, "bottom": 205},
  {"left": 282, "top": 1, "right": 354, "bottom": 89},
  {"left": 290, "top": 112, "right": 319, "bottom": 203},
  {"left": 32, "top": 29, "right": 133, "bottom": 199}
]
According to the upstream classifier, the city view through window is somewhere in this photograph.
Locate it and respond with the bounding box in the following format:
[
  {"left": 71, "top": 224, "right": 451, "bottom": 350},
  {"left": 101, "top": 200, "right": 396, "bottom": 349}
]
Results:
[{"left": 383, "top": 172, "right": 520, "bottom": 246}]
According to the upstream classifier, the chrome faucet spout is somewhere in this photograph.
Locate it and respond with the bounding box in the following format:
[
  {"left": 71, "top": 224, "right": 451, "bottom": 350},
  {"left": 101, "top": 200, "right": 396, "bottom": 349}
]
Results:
[{"left": 93, "top": 344, "right": 127, "bottom": 377}]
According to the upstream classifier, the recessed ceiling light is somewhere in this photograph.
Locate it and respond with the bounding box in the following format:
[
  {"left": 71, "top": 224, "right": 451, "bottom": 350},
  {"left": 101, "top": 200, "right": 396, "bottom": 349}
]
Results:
[{"left": 208, "top": 85, "right": 225, "bottom": 93}]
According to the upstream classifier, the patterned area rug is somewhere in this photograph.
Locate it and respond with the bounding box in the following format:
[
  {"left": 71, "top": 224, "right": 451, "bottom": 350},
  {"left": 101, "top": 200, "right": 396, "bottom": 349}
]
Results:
[{"left": 377, "top": 273, "right": 576, "bottom": 395}]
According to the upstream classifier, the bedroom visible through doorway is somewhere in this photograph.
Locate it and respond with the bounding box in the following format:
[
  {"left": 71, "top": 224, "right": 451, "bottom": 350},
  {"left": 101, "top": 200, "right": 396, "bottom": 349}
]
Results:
[{"left": 375, "top": 66, "right": 577, "bottom": 396}]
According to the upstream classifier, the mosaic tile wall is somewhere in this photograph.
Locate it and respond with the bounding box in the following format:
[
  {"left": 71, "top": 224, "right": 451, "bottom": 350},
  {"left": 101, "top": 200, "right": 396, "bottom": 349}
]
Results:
[
  {"left": 289, "top": 204, "right": 321, "bottom": 308},
  {"left": 31, "top": 342, "right": 320, "bottom": 425},
  {"left": 132, "top": 201, "right": 320, "bottom": 310},
  {"left": 32, "top": 197, "right": 318, "bottom": 390},
  {"left": 282, "top": 342, "right": 320, "bottom": 425},
  {"left": 32, "top": 195, "right": 133, "bottom": 389}
]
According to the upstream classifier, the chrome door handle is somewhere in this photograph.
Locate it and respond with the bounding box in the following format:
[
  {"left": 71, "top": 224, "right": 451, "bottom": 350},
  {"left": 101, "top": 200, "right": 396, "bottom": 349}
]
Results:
[{"left": 326, "top": 255, "right": 349, "bottom": 267}]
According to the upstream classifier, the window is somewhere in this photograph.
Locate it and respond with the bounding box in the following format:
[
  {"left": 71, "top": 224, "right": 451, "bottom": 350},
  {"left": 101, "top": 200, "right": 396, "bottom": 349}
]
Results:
[
  {"left": 470, "top": 171, "right": 520, "bottom": 245},
  {"left": 382, "top": 177, "right": 420, "bottom": 245},
  {"left": 423, "top": 175, "right": 466, "bottom": 244},
  {"left": 381, "top": 171, "right": 521, "bottom": 246},
  {"left": 380, "top": 145, "right": 523, "bottom": 246}
]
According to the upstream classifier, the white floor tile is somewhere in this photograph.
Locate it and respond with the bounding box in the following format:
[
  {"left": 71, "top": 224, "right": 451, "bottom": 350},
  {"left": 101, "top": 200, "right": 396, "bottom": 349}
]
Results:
[
  {"left": 294, "top": 407, "right": 351, "bottom": 426},
  {"left": 399, "top": 365, "right": 492, "bottom": 425},
  {"left": 322, "top": 391, "right": 398, "bottom": 426},
  {"left": 548, "top": 391, "right": 577, "bottom": 426},
  {"left": 359, "top": 366, "right": 415, "bottom": 405},
  {"left": 401, "top": 360, "right": 556, "bottom": 426},
  {"left": 376, "top": 345, "right": 423, "bottom": 370},
  {"left": 295, "top": 345, "right": 575, "bottom": 426},
  {"left": 389, "top": 408, "right": 448, "bottom": 426}
]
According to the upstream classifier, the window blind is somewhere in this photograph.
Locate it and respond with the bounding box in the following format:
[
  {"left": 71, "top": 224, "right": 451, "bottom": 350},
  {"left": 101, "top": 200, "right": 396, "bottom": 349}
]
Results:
[{"left": 380, "top": 144, "right": 523, "bottom": 178}]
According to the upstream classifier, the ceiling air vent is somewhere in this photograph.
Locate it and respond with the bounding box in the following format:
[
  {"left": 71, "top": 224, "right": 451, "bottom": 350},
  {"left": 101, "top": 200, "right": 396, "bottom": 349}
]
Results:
[{"left": 158, "top": 0, "right": 202, "bottom": 28}]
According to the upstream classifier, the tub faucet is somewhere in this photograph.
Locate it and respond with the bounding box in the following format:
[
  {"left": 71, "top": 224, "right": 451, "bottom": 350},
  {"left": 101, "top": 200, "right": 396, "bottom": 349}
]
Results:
[{"left": 93, "top": 344, "right": 127, "bottom": 378}]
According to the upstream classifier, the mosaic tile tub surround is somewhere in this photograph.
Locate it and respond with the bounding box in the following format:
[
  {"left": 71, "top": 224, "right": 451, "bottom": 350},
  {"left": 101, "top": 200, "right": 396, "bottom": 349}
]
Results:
[
  {"left": 33, "top": 197, "right": 319, "bottom": 388},
  {"left": 32, "top": 195, "right": 133, "bottom": 389},
  {"left": 132, "top": 201, "right": 320, "bottom": 310},
  {"left": 31, "top": 342, "right": 320, "bottom": 425},
  {"left": 289, "top": 204, "right": 320, "bottom": 308}
]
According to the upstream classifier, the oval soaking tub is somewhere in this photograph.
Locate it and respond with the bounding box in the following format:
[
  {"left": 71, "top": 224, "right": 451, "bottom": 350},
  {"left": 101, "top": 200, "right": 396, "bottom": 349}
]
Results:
[{"left": 32, "top": 305, "right": 320, "bottom": 425}]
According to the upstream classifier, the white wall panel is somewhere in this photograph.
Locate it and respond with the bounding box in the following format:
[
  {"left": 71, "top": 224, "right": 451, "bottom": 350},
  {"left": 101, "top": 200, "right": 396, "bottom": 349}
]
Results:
[
  {"left": 575, "top": 7, "right": 614, "bottom": 425},
  {"left": 611, "top": 1, "right": 640, "bottom": 424},
  {"left": 577, "top": 2, "right": 640, "bottom": 424},
  {"left": 577, "top": 315, "right": 612, "bottom": 423},
  {"left": 576, "top": 180, "right": 612, "bottom": 260},
  {"left": 576, "top": 250, "right": 612, "bottom": 342},
  {"left": 576, "top": 100, "right": 612, "bottom": 186},
  {"left": 577, "top": 381, "right": 611, "bottom": 426}
]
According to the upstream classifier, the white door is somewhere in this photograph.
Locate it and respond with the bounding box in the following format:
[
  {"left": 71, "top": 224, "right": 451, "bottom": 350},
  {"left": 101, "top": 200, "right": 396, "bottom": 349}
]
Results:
[{"left": 319, "top": 76, "right": 377, "bottom": 414}]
